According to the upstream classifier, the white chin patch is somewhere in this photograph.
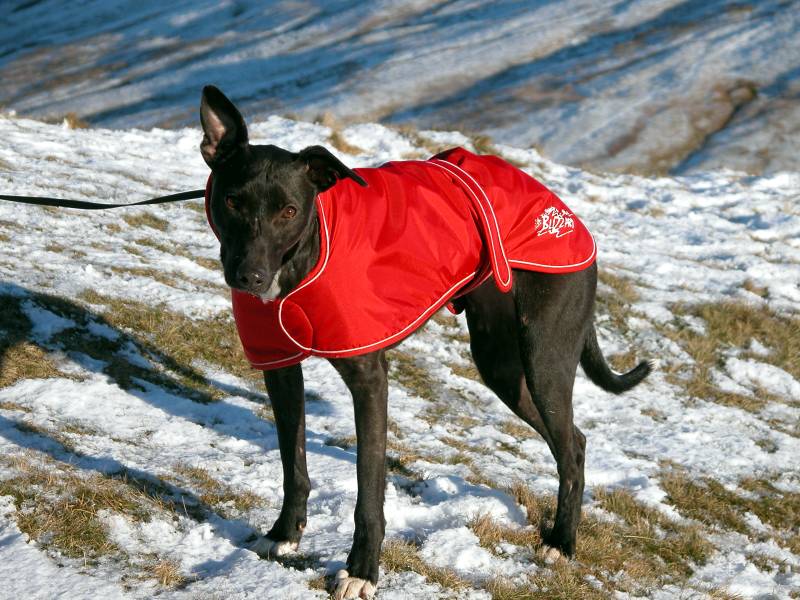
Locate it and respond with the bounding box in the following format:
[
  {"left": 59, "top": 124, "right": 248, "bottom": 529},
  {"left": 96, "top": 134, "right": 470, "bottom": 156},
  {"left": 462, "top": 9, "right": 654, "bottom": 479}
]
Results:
[
  {"left": 250, "top": 536, "right": 298, "bottom": 558},
  {"left": 333, "top": 570, "right": 376, "bottom": 600},
  {"left": 259, "top": 270, "right": 283, "bottom": 302}
]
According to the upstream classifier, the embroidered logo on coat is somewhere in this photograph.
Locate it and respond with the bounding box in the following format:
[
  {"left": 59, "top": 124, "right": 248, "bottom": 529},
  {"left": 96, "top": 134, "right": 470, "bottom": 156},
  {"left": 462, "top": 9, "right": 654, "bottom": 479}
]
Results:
[{"left": 535, "top": 207, "right": 575, "bottom": 238}]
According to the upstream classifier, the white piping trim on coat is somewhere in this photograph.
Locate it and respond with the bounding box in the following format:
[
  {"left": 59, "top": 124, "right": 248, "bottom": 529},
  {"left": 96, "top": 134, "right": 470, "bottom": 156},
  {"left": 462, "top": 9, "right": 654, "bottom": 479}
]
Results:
[
  {"left": 429, "top": 159, "right": 512, "bottom": 288},
  {"left": 275, "top": 192, "right": 479, "bottom": 356},
  {"left": 276, "top": 194, "right": 331, "bottom": 351},
  {"left": 508, "top": 232, "right": 597, "bottom": 270},
  {"left": 249, "top": 352, "right": 305, "bottom": 367},
  {"left": 419, "top": 158, "right": 511, "bottom": 287}
]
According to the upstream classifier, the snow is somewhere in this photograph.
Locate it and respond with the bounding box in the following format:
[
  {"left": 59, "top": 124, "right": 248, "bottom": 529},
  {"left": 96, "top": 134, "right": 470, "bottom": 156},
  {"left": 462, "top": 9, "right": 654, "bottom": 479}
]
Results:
[
  {"left": 1, "top": 1, "right": 799, "bottom": 175},
  {"left": 0, "top": 112, "right": 798, "bottom": 598},
  {"left": 0, "top": 497, "right": 128, "bottom": 600}
]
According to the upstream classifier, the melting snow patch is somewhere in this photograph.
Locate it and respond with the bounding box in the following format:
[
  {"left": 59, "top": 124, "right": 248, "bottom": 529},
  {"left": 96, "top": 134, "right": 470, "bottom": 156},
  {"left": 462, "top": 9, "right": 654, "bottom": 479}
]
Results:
[
  {"left": 725, "top": 357, "right": 800, "bottom": 400},
  {"left": 419, "top": 527, "right": 530, "bottom": 583}
]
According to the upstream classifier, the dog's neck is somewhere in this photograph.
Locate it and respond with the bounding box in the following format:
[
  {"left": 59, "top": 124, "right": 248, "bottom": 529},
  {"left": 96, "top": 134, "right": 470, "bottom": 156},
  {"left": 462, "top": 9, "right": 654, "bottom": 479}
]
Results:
[{"left": 275, "top": 213, "right": 320, "bottom": 296}]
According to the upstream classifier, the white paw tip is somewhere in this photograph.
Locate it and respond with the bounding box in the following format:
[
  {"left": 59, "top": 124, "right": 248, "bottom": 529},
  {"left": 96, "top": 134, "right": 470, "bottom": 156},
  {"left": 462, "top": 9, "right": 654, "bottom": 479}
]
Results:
[
  {"left": 333, "top": 570, "right": 376, "bottom": 600},
  {"left": 541, "top": 545, "right": 565, "bottom": 564},
  {"left": 250, "top": 536, "right": 298, "bottom": 558}
]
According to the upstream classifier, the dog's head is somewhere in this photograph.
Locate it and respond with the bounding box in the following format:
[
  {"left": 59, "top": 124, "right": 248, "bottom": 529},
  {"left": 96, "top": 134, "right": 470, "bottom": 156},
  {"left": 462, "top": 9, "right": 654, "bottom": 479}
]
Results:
[{"left": 199, "top": 85, "right": 366, "bottom": 298}]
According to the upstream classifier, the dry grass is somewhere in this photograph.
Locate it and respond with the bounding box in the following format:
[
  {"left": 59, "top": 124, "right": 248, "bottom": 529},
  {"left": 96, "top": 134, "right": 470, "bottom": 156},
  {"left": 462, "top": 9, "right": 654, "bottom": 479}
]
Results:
[
  {"left": 329, "top": 131, "right": 365, "bottom": 156},
  {"left": 47, "top": 242, "right": 87, "bottom": 257},
  {"left": 593, "top": 488, "right": 713, "bottom": 579},
  {"left": 324, "top": 435, "right": 357, "bottom": 449},
  {"left": 109, "top": 264, "right": 180, "bottom": 287},
  {"left": 470, "top": 513, "right": 540, "bottom": 550},
  {"left": 431, "top": 311, "right": 470, "bottom": 344},
  {"left": 80, "top": 289, "right": 258, "bottom": 390},
  {"left": 449, "top": 361, "right": 482, "bottom": 382},
  {"left": 607, "top": 348, "right": 639, "bottom": 373},
  {"left": 640, "top": 407, "right": 667, "bottom": 422},
  {"left": 381, "top": 539, "right": 469, "bottom": 591},
  {"left": 660, "top": 469, "right": 748, "bottom": 533},
  {"left": 661, "top": 467, "right": 800, "bottom": 553},
  {"left": 664, "top": 300, "right": 799, "bottom": 410},
  {"left": 255, "top": 402, "right": 274, "bottom": 423},
  {"left": 468, "top": 134, "right": 526, "bottom": 167},
  {"left": 150, "top": 558, "right": 186, "bottom": 588},
  {"left": 500, "top": 419, "right": 539, "bottom": 441},
  {"left": 388, "top": 349, "right": 438, "bottom": 402},
  {"left": 0, "top": 288, "right": 257, "bottom": 402},
  {"left": 742, "top": 279, "right": 768, "bottom": 298},
  {"left": 596, "top": 269, "right": 640, "bottom": 333},
  {"left": 0, "top": 455, "right": 158, "bottom": 562},
  {"left": 171, "top": 464, "right": 263, "bottom": 517},
  {"left": 133, "top": 237, "right": 220, "bottom": 271},
  {"left": 390, "top": 124, "right": 453, "bottom": 157},
  {"left": 315, "top": 112, "right": 365, "bottom": 156},
  {"left": 0, "top": 294, "right": 67, "bottom": 388},
  {"left": 486, "top": 567, "right": 610, "bottom": 600},
  {"left": 42, "top": 112, "right": 90, "bottom": 129},
  {"left": 690, "top": 301, "right": 799, "bottom": 381},
  {"left": 0, "top": 400, "right": 32, "bottom": 412},
  {"left": 469, "top": 479, "right": 713, "bottom": 596},
  {"left": 122, "top": 212, "right": 169, "bottom": 232},
  {"left": 385, "top": 438, "right": 430, "bottom": 475}
]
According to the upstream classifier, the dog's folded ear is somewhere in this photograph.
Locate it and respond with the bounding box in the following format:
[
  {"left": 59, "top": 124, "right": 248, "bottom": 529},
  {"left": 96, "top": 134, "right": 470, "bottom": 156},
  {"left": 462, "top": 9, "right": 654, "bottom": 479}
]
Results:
[
  {"left": 200, "top": 85, "right": 249, "bottom": 169},
  {"left": 297, "top": 146, "right": 368, "bottom": 192}
]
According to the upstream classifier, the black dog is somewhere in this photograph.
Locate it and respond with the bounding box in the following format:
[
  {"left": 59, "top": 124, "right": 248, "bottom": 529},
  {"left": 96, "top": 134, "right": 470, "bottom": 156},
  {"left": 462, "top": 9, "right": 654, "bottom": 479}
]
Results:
[{"left": 199, "top": 85, "right": 650, "bottom": 599}]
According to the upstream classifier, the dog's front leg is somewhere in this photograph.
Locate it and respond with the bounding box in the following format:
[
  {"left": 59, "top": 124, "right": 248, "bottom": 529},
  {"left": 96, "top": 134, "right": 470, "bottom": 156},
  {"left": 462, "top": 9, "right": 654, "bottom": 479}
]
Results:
[
  {"left": 251, "top": 364, "right": 310, "bottom": 558},
  {"left": 329, "top": 352, "right": 388, "bottom": 600}
]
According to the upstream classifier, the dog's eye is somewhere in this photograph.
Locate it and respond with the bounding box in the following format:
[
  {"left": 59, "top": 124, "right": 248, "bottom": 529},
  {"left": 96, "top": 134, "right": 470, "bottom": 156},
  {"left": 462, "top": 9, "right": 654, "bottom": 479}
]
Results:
[
  {"left": 225, "top": 196, "right": 238, "bottom": 210},
  {"left": 281, "top": 205, "right": 297, "bottom": 219}
]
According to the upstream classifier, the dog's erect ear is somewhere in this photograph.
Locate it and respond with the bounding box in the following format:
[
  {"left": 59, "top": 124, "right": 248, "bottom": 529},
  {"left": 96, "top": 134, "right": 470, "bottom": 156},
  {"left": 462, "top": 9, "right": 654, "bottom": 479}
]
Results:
[
  {"left": 199, "top": 85, "right": 248, "bottom": 168},
  {"left": 297, "top": 145, "right": 367, "bottom": 192}
]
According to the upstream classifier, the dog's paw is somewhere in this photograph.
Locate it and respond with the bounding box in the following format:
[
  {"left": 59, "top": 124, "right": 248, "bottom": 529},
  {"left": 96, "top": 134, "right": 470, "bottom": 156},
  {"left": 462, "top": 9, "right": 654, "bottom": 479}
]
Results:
[
  {"left": 249, "top": 536, "right": 298, "bottom": 559},
  {"left": 539, "top": 544, "right": 568, "bottom": 565},
  {"left": 333, "top": 569, "right": 376, "bottom": 600}
]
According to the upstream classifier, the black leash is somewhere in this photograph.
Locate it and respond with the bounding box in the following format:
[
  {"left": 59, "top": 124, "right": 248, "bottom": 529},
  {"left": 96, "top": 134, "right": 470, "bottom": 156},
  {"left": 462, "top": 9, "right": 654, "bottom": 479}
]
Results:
[{"left": 0, "top": 188, "right": 205, "bottom": 210}]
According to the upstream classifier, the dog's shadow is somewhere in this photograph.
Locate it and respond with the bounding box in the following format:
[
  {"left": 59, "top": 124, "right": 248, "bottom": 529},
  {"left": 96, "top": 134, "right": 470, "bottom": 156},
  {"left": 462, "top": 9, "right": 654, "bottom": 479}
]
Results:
[
  {"left": 0, "top": 281, "right": 345, "bottom": 575},
  {"left": 0, "top": 281, "right": 359, "bottom": 458}
]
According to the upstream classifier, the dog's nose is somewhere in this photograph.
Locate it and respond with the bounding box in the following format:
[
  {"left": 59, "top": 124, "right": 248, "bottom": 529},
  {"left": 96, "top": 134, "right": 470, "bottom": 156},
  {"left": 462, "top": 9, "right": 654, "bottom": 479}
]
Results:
[{"left": 236, "top": 269, "right": 266, "bottom": 290}]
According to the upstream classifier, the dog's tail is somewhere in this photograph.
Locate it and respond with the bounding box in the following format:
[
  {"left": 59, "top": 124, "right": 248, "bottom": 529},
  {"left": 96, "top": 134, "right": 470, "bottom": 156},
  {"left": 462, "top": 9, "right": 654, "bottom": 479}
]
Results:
[{"left": 580, "top": 325, "right": 652, "bottom": 394}]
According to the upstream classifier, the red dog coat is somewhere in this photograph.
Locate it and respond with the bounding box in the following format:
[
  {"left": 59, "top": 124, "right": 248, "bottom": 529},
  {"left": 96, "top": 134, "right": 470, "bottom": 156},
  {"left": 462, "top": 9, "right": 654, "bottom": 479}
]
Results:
[{"left": 205, "top": 147, "right": 596, "bottom": 370}]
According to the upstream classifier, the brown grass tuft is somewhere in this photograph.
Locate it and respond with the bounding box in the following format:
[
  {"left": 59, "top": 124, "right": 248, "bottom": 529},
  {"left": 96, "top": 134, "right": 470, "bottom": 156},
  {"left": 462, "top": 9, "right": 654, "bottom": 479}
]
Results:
[
  {"left": 0, "top": 456, "right": 160, "bottom": 562},
  {"left": 0, "top": 295, "right": 66, "bottom": 387},
  {"left": 324, "top": 435, "right": 357, "bottom": 449},
  {"left": 329, "top": 131, "right": 365, "bottom": 156},
  {"left": 660, "top": 469, "right": 749, "bottom": 533},
  {"left": 150, "top": 559, "right": 186, "bottom": 588},
  {"left": 171, "top": 464, "right": 263, "bottom": 517},
  {"left": 469, "top": 513, "right": 540, "bottom": 551},
  {"left": 122, "top": 212, "right": 169, "bottom": 232},
  {"left": 388, "top": 350, "right": 438, "bottom": 402},
  {"left": 381, "top": 539, "right": 468, "bottom": 591},
  {"left": 664, "top": 300, "right": 799, "bottom": 410},
  {"left": 80, "top": 289, "right": 258, "bottom": 392},
  {"left": 500, "top": 419, "right": 539, "bottom": 441},
  {"left": 133, "top": 237, "right": 220, "bottom": 271},
  {"left": 0, "top": 400, "right": 32, "bottom": 412},
  {"left": 596, "top": 270, "right": 640, "bottom": 334}
]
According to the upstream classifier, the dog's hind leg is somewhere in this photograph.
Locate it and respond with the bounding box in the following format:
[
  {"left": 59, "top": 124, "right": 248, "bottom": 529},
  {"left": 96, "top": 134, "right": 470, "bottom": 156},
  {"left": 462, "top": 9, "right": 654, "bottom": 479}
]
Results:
[
  {"left": 462, "top": 281, "right": 553, "bottom": 448},
  {"left": 251, "top": 364, "right": 311, "bottom": 558},
  {"left": 509, "top": 268, "right": 595, "bottom": 558}
]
